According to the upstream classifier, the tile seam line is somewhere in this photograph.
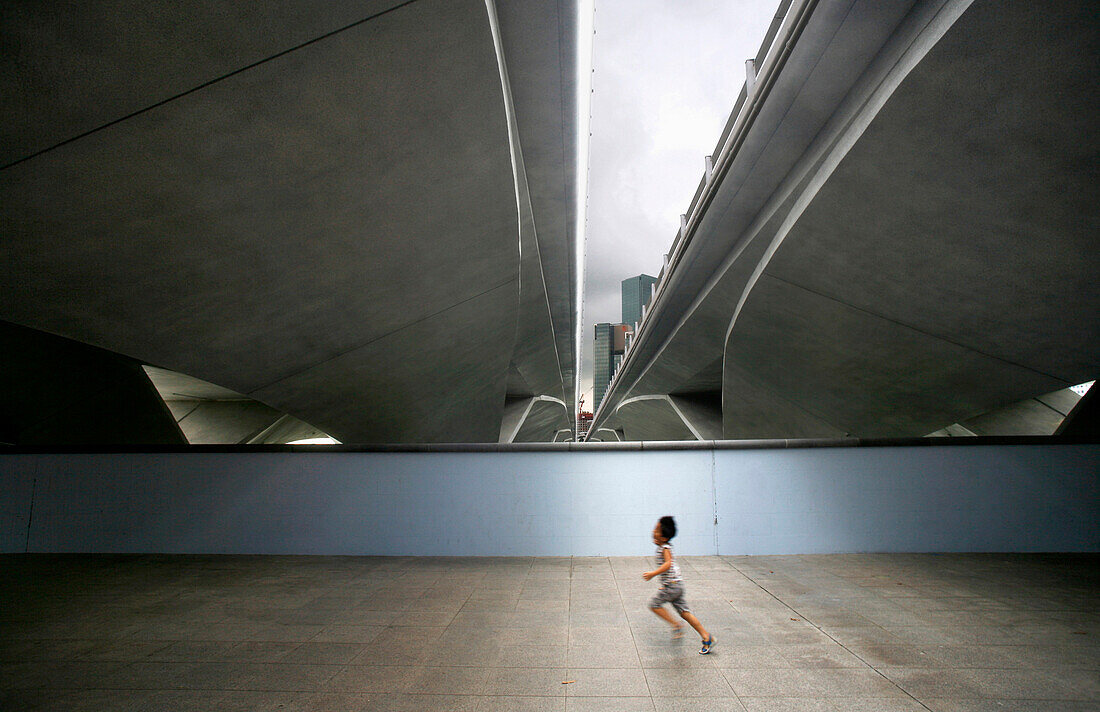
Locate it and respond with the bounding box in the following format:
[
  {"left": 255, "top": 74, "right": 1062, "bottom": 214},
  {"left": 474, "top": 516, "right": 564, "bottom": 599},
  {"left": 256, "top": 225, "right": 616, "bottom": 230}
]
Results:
[
  {"left": 610, "top": 553, "right": 650, "bottom": 701},
  {"left": 724, "top": 559, "right": 934, "bottom": 711},
  {"left": 0, "top": 0, "right": 423, "bottom": 173}
]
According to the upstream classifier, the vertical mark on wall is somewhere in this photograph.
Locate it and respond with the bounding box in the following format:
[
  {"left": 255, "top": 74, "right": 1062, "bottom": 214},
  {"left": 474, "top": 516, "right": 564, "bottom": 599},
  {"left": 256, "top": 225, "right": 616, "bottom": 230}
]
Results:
[
  {"left": 711, "top": 449, "right": 719, "bottom": 554},
  {"left": 25, "top": 459, "right": 39, "bottom": 553}
]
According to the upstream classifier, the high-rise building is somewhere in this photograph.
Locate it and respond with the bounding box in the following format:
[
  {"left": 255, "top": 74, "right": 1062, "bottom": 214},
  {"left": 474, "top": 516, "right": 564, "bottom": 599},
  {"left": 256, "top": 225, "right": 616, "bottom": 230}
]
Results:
[
  {"left": 577, "top": 410, "right": 593, "bottom": 439},
  {"left": 593, "top": 322, "right": 631, "bottom": 411},
  {"left": 621, "top": 274, "right": 658, "bottom": 326}
]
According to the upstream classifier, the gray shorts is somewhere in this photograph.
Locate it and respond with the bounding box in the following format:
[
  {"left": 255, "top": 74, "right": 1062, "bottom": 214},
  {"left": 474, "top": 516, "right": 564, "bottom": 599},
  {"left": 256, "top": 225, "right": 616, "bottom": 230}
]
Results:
[{"left": 649, "top": 582, "right": 690, "bottom": 613}]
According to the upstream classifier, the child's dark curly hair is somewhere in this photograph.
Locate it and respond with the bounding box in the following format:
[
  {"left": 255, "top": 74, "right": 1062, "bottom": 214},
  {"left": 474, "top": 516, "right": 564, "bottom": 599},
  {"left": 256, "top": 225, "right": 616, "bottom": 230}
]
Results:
[{"left": 658, "top": 515, "right": 677, "bottom": 541}]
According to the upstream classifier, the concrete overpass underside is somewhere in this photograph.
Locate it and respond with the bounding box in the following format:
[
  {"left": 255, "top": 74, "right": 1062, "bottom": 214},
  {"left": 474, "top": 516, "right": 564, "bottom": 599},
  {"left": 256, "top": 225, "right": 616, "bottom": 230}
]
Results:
[
  {"left": 592, "top": 0, "right": 1098, "bottom": 441},
  {"left": 0, "top": 0, "right": 577, "bottom": 444}
]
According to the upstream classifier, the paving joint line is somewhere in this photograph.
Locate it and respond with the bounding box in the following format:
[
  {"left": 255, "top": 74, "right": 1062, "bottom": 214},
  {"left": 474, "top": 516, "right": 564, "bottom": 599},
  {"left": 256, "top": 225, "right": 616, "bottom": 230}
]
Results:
[{"left": 611, "top": 555, "right": 654, "bottom": 704}]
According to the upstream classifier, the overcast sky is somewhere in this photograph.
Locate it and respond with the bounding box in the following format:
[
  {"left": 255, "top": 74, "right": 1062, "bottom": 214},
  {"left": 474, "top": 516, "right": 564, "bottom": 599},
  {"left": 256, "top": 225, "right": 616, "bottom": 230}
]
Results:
[{"left": 579, "top": 0, "right": 778, "bottom": 411}]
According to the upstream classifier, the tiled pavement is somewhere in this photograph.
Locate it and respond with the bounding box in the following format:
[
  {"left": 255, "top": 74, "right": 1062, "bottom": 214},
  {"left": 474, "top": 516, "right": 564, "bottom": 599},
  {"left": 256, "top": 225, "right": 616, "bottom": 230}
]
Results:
[{"left": 1, "top": 553, "right": 1097, "bottom": 711}]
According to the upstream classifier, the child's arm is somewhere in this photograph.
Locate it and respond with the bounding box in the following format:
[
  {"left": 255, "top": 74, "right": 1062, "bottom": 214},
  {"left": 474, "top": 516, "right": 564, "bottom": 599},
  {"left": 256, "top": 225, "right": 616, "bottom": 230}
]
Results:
[{"left": 643, "top": 547, "right": 673, "bottom": 580}]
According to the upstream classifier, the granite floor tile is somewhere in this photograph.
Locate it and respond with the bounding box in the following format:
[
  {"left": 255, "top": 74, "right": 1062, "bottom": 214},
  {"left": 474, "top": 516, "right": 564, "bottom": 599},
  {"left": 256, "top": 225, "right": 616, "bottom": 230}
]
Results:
[
  {"left": 708, "top": 644, "right": 789, "bottom": 668},
  {"left": 921, "top": 701, "right": 1100, "bottom": 712},
  {"left": 571, "top": 608, "right": 630, "bottom": 624},
  {"left": 828, "top": 699, "right": 928, "bottom": 711},
  {"left": 454, "top": 611, "right": 509, "bottom": 628},
  {"left": 437, "top": 625, "right": 512, "bottom": 647},
  {"left": 323, "top": 664, "right": 418, "bottom": 692},
  {"left": 507, "top": 625, "right": 572, "bottom": 647},
  {"left": 484, "top": 667, "right": 571, "bottom": 696},
  {"left": 1017, "top": 644, "right": 1100, "bottom": 668},
  {"left": 2, "top": 553, "right": 1097, "bottom": 710},
  {"left": 1047, "top": 666, "right": 1100, "bottom": 697},
  {"left": 142, "top": 640, "right": 237, "bottom": 662},
  {"left": 877, "top": 667, "right": 990, "bottom": 698},
  {"left": 300, "top": 691, "right": 483, "bottom": 711},
  {"left": 0, "top": 687, "right": 75, "bottom": 711},
  {"left": 922, "top": 644, "right": 1030, "bottom": 668},
  {"left": 219, "top": 641, "right": 301, "bottom": 661},
  {"left": 246, "top": 623, "right": 327, "bottom": 642},
  {"left": 651, "top": 699, "right": 745, "bottom": 712},
  {"left": 232, "top": 663, "right": 342, "bottom": 691},
  {"left": 564, "top": 668, "right": 650, "bottom": 696},
  {"left": 568, "top": 644, "right": 641, "bottom": 668},
  {"left": 512, "top": 610, "right": 571, "bottom": 627},
  {"left": 393, "top": 693, "right": 484, "bottom": 711},
  {"left": 844, "top": 643, "right": 941, "bottom": 668},
  {"left": 328, "top": 609, "right": 398, "bottom": 626},
  {"left": 423, "top": 641, "right": 503, "bottom": 667},
  {"left": 737, "top": 699, "right": 833, "bottom": 712},
  {"left": 496, "top": 644, "right": 569, "bottom": 667},
  {"left": 309, "top": 624, "right": 386, "bottom": 644},
  {"left": 963, "top": 666, "right": 1093, "bottom": 700},
  {"left": 121, "top": 689, "right": 226, "bottom": 711},
  {"left": 395, "top": 610, "right": 458, "bottom": 626},
  {"left": 800, "top": 667, "right": 908, "bottom": 697},
  {"left": 567, "top": 696, "right": 657, "bottom": 711},
  {"left": 477, "top": 695, "right": 567, "bottom": 711},
  {"left": 212, "top": 690, "right": 307, "bottom": 711},
  {"left": 778, "top": 642, "right": 866, "bottom": 668},
  {"left": 278, "top": 641, "right": 367, "bottom": 665},
  {"left": 354, "top": 625, "right": 445, "bottom": 665},
  {"left": 90, "top": 661, "right": 196, "bottom": 690},
  {"left": 721, "top": 668, "right": 820, "bottom": 697},
  {"left": 409, "top": 596, "right": 468, "bottom": 612},
  {"left": 520, "top": 599, "right": 572, "bottom": 612},
  {"left": 813, "top": 625, "right": 903, "bottom": 646},
  {"left": 570, "top": 626, "right": 634, "bottom": 646},
  {"left": 643, "top": 667, "right": 735, "bottom": 697},
  {"left": 636, "top": 644, "right": 717, "bottom": 669},
  {"left": 404, "top": 665, "right": 491, "bottom": 695}
]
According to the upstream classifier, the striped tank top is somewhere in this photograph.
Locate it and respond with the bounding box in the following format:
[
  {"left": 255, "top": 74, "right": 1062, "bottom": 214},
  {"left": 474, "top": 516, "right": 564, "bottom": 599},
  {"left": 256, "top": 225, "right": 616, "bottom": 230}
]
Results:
[{"left": 655, "top": 543, "right": 682, "bottom": 584}]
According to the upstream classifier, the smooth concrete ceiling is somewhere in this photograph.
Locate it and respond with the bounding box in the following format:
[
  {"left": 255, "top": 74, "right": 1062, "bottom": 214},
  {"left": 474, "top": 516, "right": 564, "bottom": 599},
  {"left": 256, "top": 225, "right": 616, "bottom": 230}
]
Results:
[
  {"left": 0, "top": 0, "right": 578, "bottom": 443},
  {"left": 595, "top": 0, "right": 1098, "bottom": 440}
]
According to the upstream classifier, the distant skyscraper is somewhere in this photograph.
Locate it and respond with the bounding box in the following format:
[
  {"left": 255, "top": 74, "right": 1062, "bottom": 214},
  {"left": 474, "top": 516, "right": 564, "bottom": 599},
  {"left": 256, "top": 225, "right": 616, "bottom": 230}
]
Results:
[
  {"left": 593, "top": 322, "right": 631, "bottom": 411},
  {"left": 622, "top": 274, "right": 658, "bottom": 326}
]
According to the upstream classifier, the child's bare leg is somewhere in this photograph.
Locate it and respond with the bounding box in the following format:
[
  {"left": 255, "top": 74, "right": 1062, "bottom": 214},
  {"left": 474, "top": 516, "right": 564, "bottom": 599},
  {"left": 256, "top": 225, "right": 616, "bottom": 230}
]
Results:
[
  {"left": 650, "top": 605, "right": 682, "bottom": 631},
  {"left": 678, "top": 610, "right": 710, "bottom": 640}
]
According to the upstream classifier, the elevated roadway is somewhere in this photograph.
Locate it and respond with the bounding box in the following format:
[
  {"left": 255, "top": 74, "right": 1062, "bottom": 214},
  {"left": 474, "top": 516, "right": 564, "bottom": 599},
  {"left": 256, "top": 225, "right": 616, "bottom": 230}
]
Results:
[{"left": 590, "top": 0, "right": 1098, "bottom": 441}]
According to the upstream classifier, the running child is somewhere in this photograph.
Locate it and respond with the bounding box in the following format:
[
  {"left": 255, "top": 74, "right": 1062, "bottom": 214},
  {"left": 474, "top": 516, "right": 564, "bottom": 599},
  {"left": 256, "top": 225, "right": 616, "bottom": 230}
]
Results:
[{"left": 642, "top": 515, "right": 715, "bottom": 654}]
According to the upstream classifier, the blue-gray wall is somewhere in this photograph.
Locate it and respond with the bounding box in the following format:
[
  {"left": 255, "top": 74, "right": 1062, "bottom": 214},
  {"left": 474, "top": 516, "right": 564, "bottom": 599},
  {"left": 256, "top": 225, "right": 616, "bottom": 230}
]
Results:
[{"left": 1, "top": 443, "right": 1097, "bottom": 555}]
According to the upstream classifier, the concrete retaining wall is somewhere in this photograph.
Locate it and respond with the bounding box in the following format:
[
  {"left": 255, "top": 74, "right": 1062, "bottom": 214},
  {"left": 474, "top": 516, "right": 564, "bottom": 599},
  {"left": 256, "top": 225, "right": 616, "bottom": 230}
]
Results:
[{"left": 1, "top": 443, "right": 1097, "bottom": 555}]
